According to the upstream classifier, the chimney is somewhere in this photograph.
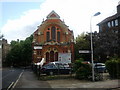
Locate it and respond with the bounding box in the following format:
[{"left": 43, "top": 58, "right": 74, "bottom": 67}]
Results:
[{"left": 117, "top": 1, "right": 120, "bottom": 14}]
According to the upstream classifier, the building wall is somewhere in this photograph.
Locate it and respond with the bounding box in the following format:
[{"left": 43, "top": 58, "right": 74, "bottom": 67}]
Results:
[
  {"left": 32, "top": 11, "right": 74, "bottom": 64},
  {"left": 117, "top": 4, "right": 120, "bottom": 14},
  {"left": 0, "top": 40, "right": 2, "bottom": 68},
  {"left": 98, "top": 4, "right": 120, "bottom": 33},
  {"left": 2, "top": 39, "right": 10, "bottom": 63}
]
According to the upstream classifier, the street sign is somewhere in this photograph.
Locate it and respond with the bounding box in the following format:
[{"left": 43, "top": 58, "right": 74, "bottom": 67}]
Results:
[
  {"left": 34, "top": 46, "right": 42, "bottom": 49},
  {"left": 79, "top": 50, "right": 90, "bottom": 53}
]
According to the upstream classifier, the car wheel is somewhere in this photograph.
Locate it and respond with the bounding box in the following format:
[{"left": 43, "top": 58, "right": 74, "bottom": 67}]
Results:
[{"left": 49, "top": 71, "right": 53, "bottom": 75}]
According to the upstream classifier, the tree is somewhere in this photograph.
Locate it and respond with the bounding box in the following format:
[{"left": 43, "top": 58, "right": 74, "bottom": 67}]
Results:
[
  {"left": 5, "top": 35, "right": 33, "bottom": 67},
  {"left": 92, "top": 30, "right": 118, "bottom": 62},
  {"left": 74, "top": 33, "right": 90, "bottom": 61},
  {"left": 21, "top": 35, "right": 33, "bottom": 66}
]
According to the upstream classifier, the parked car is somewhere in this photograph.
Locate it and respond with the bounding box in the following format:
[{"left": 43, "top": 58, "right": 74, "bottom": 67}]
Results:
[
  {"left": 94, "top": 63, "right": 107, "bottom": 73},
  {"left": 41, "top": 62, "right": 71, "bottom": 75}
]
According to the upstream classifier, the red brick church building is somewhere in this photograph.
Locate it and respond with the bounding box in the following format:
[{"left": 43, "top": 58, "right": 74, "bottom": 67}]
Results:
[{"left": 32, "top": 11, "right": 74, "bottom": 64}]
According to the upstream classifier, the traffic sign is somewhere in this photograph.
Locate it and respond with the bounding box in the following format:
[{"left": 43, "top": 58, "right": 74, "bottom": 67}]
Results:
[{"left": 79, "top": 50, "right": 90, "bottom": 53}]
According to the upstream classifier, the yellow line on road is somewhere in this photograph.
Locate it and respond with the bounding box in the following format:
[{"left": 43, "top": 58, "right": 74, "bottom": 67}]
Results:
[
  {"left": 12, "top": 71, "right": 24, "bottom": 89},
  {"left": 7, "top": 82, "right": 14, "bottom": 90}
]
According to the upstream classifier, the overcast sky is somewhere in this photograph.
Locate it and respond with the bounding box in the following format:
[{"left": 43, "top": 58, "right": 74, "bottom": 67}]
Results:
[{"left": 0, "top": 0, "right": 120, "bottom": 43}]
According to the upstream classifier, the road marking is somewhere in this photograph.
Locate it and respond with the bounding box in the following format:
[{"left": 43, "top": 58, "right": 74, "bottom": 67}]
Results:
[
  {"left": 12, "top": 71, "right": 23, "bottom": 89},
  {"left": 7, "top": 82, "right": 14, "bottom": 90}
]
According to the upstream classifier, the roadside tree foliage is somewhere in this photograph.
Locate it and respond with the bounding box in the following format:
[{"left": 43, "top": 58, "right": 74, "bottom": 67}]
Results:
[
  {"left": 105, "top": 57, "right": 120, "bottom": 79},
  {"left": 5, "top": 35, "right": 33, "bottom": 67},
  {"left": 92, "top": 30, "right": 119, "bottom": 62},
  {"left": 74, "top": 33, "right": 90, "bottom": 61}
]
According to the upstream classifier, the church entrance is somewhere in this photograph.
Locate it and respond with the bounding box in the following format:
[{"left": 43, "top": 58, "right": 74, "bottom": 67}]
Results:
[
  {"left": 46, "top": 51, "right": 58, "bottom": 63},
  {"left": 50, "top": 51, "right": 54, "bottom": 62}
]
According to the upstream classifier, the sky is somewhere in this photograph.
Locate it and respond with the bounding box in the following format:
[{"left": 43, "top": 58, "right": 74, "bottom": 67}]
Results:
[{"left": 0, "top": 0, "right": 120, "bottom": 43}]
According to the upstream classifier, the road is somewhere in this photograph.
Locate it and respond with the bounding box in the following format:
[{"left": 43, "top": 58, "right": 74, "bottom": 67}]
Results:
[{"left": 1, "top": 68, "right": 23, "bottom": 89}]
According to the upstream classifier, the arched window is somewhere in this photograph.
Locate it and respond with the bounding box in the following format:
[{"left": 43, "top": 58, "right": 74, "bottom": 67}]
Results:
[
  {"left": 50, "top": 51, "right": 54, "bottom": 62},
  {"left": 46, "top": 52, "right": 49, "bottom": 62},
  {"left": 51, "top": 26, "right": 56, "bottom": 41},
  {"left": 57, "top": 32, "right": 60, "bottom": 42},
  {"left": 46, "top": 32, "right": 50, "bottom": 42},
  {"left": 55, "top": 52, "right": 58, "bottom": 61}
]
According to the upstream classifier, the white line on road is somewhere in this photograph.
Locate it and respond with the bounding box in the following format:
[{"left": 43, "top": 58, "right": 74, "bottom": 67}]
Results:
[{"left": 12, "top": 71, "right": 24, "bottom": 89}]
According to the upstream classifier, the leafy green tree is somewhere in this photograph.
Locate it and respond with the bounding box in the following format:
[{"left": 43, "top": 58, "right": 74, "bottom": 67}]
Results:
[
  {"left": 21, "top": 35, "right": 33, "bottom": 66},
  {"left": 92, "top": 30, "right": 118, "bottom": 62},
  {"left": 75, "top": 33, "right": 90, "bottom": 61},
  {"left": 5, "top": 35, "right": 33, "bottom": 67}
]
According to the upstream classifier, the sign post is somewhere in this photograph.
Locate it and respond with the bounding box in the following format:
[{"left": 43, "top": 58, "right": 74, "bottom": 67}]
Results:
[{"left": 79, "top": 50, "right": 90, "bottom": 53}]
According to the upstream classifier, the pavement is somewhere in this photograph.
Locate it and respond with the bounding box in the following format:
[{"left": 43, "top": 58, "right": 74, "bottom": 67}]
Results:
[
  {"left": 14, "top": 69, "right": 51, "bottom": 88},
  {"left": 14, "top": 69, "right": 120, "bottom": 90}
]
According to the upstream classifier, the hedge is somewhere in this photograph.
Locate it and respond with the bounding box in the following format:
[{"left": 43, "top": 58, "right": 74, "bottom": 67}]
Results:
[
  {"left": 73, "top": 59, "right": 92, "bottom": 80},
  {"left": 105, "top": 58, "right": 120, "bottom": 79}
]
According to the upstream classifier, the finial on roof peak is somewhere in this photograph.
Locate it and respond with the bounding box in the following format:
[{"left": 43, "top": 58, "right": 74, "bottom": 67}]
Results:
[{"left": 47, "top": 10, "right": 60, "bottom": 19}]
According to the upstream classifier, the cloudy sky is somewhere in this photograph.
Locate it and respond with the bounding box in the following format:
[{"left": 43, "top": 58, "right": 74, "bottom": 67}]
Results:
[{"left": 0, "top": 0, "right": 120, "bottom": 43}]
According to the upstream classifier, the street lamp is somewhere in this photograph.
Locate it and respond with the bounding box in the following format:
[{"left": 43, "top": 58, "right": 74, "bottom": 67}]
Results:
[{"left": 90, "top": 12, "right": 101, "bottom": 81}]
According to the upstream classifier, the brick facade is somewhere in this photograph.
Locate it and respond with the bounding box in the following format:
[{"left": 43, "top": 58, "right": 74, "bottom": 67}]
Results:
[{"left": 32, "top": 11, "right": 74, "bottom": 64}]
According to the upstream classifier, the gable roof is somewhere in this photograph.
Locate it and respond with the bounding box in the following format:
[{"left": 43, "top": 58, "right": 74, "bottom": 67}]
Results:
[
  {"left": 97, "top": 13, "right": 120, "bottom": 25},
  {"left": 47, "top": 10, "right": 60, "bottom": 19}
]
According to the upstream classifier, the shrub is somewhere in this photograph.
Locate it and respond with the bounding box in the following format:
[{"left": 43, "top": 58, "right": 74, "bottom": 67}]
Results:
[
  {"left": 73, "top": 59, "right": 92, "bottom": 79},
  {"left": 105, "top": 58, "right": 120, "bottom": 79}
]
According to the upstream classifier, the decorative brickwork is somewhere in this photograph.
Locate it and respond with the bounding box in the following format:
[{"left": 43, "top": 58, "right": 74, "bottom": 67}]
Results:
[{"left": 32, "top": 11, "right": 74, "bottom": 64}]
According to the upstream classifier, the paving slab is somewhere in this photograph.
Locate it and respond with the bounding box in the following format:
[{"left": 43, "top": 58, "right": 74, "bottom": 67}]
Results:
[
  {"left": 14, "top": 69, "right": 120, "bottom": 90},
  {"left": 14, "top": 69, "right": 51, "bottom": 88}
]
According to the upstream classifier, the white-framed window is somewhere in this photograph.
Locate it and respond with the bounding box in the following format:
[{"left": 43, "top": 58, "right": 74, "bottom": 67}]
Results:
[
  {"left": 115, "top": 19, "right": 118, "bottom": 26},
  {"left": 111, "top": 21, "right": 114, "bottom": 27},
  {"left": 107, "top": 22, "right": 111, "bottom": 28}
]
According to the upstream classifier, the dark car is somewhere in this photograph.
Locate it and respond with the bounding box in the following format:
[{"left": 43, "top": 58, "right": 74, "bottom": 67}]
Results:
[
  {"left": 94, "top": 63, "right": 107, "bottom": 73},
  {"left": 41, "top": 62, "right": 71, "bottom": 75}
]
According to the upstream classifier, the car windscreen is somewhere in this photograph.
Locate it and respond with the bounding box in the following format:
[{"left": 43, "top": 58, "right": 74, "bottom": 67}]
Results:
[{"left": 55, "top": 63, "right": 65, "bottom": 69}]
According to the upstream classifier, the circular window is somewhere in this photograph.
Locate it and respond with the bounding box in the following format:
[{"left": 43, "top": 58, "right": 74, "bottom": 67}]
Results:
[{"left": 48, "top": 28, "right": 50, "bottom": 30}]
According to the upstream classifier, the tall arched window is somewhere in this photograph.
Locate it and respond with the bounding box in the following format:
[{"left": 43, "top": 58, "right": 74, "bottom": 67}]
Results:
[
  {"left": 57, "top": 32, "right": 60, "bottom": 42},
  {"left": 51, "top": 26, "right": 56, "bottom": 41},
  {"left": 46, "top": 32, "right": 50, "bottom": 42},
  {"left": 55, "top": 52, "right": 58, "bottom": 61},
  {"left": 50, "top": 51, "right": 54, "bottom": 62},
  {"left": 46, "top": 52, "right": 49, "bottom": 62}
]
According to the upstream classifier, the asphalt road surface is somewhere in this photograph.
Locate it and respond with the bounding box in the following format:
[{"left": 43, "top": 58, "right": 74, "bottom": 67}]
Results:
[{"left": 1, "top": 68, "right": 23, "bottom": 89}]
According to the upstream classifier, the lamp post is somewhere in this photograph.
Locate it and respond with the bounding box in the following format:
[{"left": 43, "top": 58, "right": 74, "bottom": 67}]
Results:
[{"left": 90, "top": 12, "right": 101, "bottom": 81}]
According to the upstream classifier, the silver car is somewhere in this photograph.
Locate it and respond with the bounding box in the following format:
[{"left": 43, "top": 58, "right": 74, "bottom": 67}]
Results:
[{"left": 94, "top": 63, "right": 107, "bottom": 73}]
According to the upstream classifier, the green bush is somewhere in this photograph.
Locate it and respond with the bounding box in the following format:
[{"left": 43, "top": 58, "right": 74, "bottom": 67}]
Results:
[
  {"left": 105, "top": 58, "right": 120, "bottom": 79},
  {"left": 73, "top": 59, "right": 92, "bottom": 79}
]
